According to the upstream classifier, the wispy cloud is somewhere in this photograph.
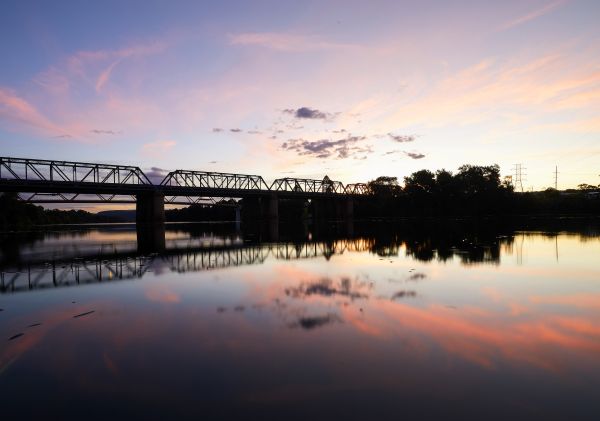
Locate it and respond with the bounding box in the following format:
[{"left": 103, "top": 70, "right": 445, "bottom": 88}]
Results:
[
  {"left": 499, "top": 0, "right": 568, "bottom": 31},
  {"left": 66, "top": 41, "right": 168, "bottom": 93},
  {"left": 281, "top": 135, "right": 370, "bottom": 159},
  {"left": 385, "top": 51, "right": 600, "bottom": 130},
  {"left": 141, "top": 140, "right": 176, "bottom": 157},
  {"left": 0, "top": 87, "right": 66, "bottom": 136},
  {"left": 95, "top": 60, "right": 121, "bottom": 93},
  {"left": 228, "top": 32, "right": 356, "bottom": 52},
  {"left": 90, "top": 129, "right": 119, "bottom": 135}
]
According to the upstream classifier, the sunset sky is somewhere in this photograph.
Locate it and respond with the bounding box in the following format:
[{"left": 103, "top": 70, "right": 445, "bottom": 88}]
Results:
[{"left": 1, "top": 0, "right": 599, "bottom": 191}]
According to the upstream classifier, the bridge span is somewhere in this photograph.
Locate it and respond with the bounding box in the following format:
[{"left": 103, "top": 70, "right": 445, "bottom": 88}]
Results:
[{"left": 0, "top": 156, "right": 369, "bottom": 225}]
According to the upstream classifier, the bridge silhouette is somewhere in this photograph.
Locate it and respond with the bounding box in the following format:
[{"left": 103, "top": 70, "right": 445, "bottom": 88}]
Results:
[
  {"left": 0, "top": 238, "right": 374, "bottom": 293},
  {"left": 0, "top": 156, "right": 368, "bottom": 225}
]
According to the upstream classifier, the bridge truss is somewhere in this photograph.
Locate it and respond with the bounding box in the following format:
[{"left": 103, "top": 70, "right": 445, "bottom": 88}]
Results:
[
  {"left": 0, "top": 156, "right": 151, "bottom": 185},
  {"left": 0, "top": 156, "right": 370, "bottom": 205}
]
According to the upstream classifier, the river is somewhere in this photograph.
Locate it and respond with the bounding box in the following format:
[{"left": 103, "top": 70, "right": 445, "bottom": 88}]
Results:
[{"left": 1, "top": 218, "right": 599, "bottom": 420}]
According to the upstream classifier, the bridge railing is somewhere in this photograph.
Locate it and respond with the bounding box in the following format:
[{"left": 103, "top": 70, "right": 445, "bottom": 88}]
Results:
[
  {"left": 160, "top": 170, "right": 270, "bottom": 191},
  {"left": 0, "top": 157, "right": 151, "bottom": 185}
]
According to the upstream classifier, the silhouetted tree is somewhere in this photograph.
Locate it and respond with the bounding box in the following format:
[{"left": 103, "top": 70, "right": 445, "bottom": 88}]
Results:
[
  {"left": 403, "top": 170, "right": 436, "bottom": 194},
  {"left": 367, "top": 176, "right": 401, "bottom": 197}
]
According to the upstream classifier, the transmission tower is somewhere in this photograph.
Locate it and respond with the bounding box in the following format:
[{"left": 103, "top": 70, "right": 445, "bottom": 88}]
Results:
[
  {"left": 554, "top": 165, "right": 558, "bottom": 190},
  {"left": 513, "top": 164, "right": 526, "bottom": 192}
]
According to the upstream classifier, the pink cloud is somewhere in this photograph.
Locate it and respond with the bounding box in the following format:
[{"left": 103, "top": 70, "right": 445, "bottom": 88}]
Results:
[
  {"left": 530, "top": 293, "right": 600, "bottom": 309},
  {"left": 228, "top": 32, "right": 357, "bottom": 52},
  {"left": 145, "top": 284, "right": 181, "bottom": 303},
  {"left": 142, "top": 140, "right": 177, "bottom": 157},
  {"left": 499, "top": 0, "right": 568, "bottom": 31},
  {"left": 0, "top": 87, "right": 66, "bottom": 136},
  {"left": 95, "top": 60, "right": 121, "bottom": 93}
]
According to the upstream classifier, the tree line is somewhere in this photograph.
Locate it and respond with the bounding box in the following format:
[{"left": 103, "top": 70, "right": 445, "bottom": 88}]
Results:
[{"left": 357, "top": 164, "right": 600, "bottom": 217}]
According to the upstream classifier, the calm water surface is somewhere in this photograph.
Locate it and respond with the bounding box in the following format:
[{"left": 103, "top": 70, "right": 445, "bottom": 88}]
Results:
[{"left": 1, "top": 220, "right": 599, "bottom": 420}]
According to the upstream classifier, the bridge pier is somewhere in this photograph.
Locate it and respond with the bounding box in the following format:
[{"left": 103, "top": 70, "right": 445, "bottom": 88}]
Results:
[
  {"left": 137, "top": 223, "right": 166, "bottom": 253},
  {"left": 241, "top": 194, "right": 279, "bottom": 221},
  {"left": 135, "top": 192, "right": 166, "bottom": 253},
  {"left": 312, "top": 197, "right": 354, "bottom": 220},
  {"left": 344, "top": 197, "right": 354, "bottom": 219},
  {"left": 267, "top": 193, "right": 279, "bottom": 220},
  {"left": 136, "top": 191, "right": 165, "bottom": 226}
]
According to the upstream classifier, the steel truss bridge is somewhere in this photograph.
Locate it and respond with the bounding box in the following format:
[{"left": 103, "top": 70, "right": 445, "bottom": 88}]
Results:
[
  {"left": 0, "top": 238, "right": 374, "bottom": 293},
  {"left": 0, "top": 156, "right": 369, "bottom": 205}
]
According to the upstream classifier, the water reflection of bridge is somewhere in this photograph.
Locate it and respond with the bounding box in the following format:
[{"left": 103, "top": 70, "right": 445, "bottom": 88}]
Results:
[{"left": 0, "top": 239, "right": 374, "bottom": 293}]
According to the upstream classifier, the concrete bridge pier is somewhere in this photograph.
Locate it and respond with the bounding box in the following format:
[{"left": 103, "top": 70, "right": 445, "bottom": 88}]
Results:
[
  {"left": 338, "top": 197, "right": 354, "bottom": 219},
  {"left": 312, "top": 197, "right": 354, "bottom": 220},
  {"left": 137, "top": 223, "right": 166, "bottom": 253},
  {"left": 241, "top": 194, "right": 279, "bottom": 221},
  {"left": 235, "top": 206, "right": 241, "bottom": 231},
  {"left": 136, "top": 191, "right": 166, "bottom": 253},
  {"left": 266, "top": 193, "right": 279, "bottom": 220},
  {"left": 136, "top": 191, "right": 165, "bottom": 226}
]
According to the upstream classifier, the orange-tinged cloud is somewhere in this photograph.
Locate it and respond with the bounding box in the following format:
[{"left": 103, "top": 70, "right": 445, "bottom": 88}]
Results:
[
  {"left": 530, "top": 293, "right": 600, "bottom": 309},
  {"left": 338, "top": 298, "right": 600, "bottom": 372},
  {"left": 144, "top": 285, "right": 181, "bottom": 303}
]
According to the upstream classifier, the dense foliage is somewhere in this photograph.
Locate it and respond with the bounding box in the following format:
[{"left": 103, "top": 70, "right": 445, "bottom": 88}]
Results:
[{"left": 359, "top": 164, "right": 600, "bottom": 217}]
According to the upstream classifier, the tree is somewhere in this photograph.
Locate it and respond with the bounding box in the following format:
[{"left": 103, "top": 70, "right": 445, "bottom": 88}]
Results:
[
  {"left": 434, "top": 169, "right": 455, "bottom": 194},
  {"left": 454, "top": 164, "right": 502, "bottom": 195},
  {"left": 367, "top": 176, "right": 401, "bottom": 197},
  {"left": 578, "top": 183, "right": 597, "bottom": 191},
  {"left": 403, "top": 170, "right": 436, "bottom": 194}
]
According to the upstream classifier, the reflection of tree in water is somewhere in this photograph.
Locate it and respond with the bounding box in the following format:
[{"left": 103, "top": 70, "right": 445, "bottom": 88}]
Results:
[
  {"left": 403, "top": 234, "right": 512, "bottom": 265},
  {"left": 0, "top": 229, "right": 89, "bottom": 266},
  {"left": 355, "top": 220, "right": 514, "bottom": 264},
  {"left": 359, "top": 217, "right": 600, "bottom": 264}
]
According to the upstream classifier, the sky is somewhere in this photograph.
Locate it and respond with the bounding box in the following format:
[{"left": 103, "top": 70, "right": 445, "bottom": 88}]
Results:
[{"left": 1, "top": 0, "right": 600, "bottom": 193}]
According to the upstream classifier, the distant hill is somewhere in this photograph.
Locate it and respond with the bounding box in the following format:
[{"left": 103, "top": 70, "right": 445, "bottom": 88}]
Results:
[
  {"left": 0, "top": 193, "right": 123, "bottom": 229},
  {"left": 96, "top": 210, "right": 136, "bottom": 222},
  {"left": 97, "top": 206, "right": 237, "bottom": 222}
]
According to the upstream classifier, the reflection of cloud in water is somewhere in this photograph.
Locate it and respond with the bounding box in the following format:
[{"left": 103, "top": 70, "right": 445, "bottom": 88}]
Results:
[
  {"left": 284, "top": 277, "right": 371, "bottom": 300},
  {"left": 288, "top": 313, "right": 341, "bottom": 330},
  {"left": 407, "top": 273, "right": 426, "bottom": 281},
  {"left": 144, "top": 285, "right": 180, "bottom": 303},
  {"left": 391, "top": 290, "right": 417, "bottom": 300}
]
